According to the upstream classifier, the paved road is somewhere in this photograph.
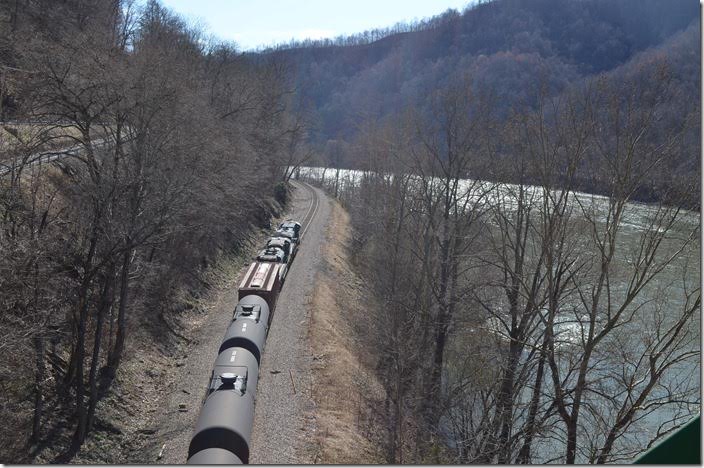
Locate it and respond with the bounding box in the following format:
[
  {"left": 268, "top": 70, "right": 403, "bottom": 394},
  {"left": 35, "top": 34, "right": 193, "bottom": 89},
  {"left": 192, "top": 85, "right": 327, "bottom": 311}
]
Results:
[
  {"left": 153, "top": 181, "right": 329, "bottom": 464},
  {"left": 249, "top": 181, "right": 329, "bottom": 464}
]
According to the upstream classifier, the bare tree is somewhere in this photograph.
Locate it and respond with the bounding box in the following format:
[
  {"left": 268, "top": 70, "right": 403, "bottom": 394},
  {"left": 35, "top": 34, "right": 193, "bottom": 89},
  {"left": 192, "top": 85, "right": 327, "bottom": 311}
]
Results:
[
  {"left": 402, "top": 79, "right": 495, "bottom": 450},
  {"left": 545, "top": 64, "right": 700, "bottom": 464}
]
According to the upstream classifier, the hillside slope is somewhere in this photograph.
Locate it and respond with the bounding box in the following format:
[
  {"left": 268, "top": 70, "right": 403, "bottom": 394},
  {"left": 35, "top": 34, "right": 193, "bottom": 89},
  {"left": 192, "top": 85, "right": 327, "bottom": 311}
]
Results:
[{"left": 269, "top": 0, "right": 699, "bottom": 156}]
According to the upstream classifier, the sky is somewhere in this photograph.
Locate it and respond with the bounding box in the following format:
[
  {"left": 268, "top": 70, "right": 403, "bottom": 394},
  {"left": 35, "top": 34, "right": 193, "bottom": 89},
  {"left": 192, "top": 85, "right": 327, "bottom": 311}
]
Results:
[{"left": 158, "top": 0, "right": 474, "bottom": 51}]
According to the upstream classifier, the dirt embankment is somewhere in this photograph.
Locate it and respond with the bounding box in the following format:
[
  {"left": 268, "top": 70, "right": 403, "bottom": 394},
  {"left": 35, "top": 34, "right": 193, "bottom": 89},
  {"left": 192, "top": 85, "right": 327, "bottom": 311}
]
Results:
[{"left": 309, "top": 200, "right": 386, "bottom": 464}]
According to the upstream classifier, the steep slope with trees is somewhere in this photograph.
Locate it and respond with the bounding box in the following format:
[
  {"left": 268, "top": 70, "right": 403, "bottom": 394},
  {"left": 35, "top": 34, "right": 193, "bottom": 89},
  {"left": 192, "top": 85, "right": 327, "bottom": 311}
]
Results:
[{"left": 0, "top": 0, "right": 309, "bottom": 462}]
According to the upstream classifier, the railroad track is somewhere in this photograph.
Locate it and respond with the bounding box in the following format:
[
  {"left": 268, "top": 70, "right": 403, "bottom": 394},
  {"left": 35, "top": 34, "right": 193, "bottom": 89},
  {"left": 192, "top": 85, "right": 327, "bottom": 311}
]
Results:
[{"left": 294, "top": 181, "right": 320, "bottom": 240}]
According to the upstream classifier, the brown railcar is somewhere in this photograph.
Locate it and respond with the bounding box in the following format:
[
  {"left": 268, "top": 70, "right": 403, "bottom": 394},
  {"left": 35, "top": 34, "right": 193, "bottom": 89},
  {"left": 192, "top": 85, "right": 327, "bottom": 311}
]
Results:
[{"left": 237, "top": 261, "right": 284, "bottom": 317}]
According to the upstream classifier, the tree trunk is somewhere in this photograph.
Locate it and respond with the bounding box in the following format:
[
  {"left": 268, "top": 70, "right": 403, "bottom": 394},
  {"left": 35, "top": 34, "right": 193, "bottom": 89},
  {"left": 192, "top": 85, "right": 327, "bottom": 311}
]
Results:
[
  {"left": 496, "top": 338, "right": 521, "bottom": 463},
  {"left": 87, "top": 267, "right": 113, "bottom": 432},
  {"left": 516, "top": 330, "right": 548, "bottom": 463},
  {"left": 70, "top": 291, "right": 91, "bottom": 452},
  {"left": 107, "top": 246, "right": 131, "bottom": 376},
  {"left": 69, "top": 219, "right": 100, "bottom": 453},
  {"left": 30, "top": 334, "right": 45, "bottom": 443},
  {"left": 382, "top": 359, "right": 396, "bottom": 463},
  {"left": 334, "top": 168, "right": 340, "bottom": 198},
  {"left": 425, "top": 202, "right": 453, "bottom": 428}
]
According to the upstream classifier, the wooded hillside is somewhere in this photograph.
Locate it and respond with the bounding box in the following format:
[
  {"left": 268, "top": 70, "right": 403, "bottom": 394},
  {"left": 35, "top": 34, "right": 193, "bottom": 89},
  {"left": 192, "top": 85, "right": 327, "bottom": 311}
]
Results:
[
  {"left": 0, "top": 0, "right": 306, "bottom": 462},
  {"left": 270, "top": 0, "right": 699, "bottom": 201}
]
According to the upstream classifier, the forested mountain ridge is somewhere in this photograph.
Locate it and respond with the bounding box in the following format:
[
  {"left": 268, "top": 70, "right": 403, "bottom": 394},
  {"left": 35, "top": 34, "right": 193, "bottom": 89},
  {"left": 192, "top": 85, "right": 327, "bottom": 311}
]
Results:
[{"left": 267, "top": 0, "right": 699, "bottom": 165}]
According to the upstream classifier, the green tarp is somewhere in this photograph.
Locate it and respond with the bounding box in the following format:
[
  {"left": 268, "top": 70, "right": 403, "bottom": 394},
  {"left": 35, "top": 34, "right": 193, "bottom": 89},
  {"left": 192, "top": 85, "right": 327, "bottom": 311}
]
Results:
[{"left": 634, "top": 415, "right": 700, "bottom": 465}]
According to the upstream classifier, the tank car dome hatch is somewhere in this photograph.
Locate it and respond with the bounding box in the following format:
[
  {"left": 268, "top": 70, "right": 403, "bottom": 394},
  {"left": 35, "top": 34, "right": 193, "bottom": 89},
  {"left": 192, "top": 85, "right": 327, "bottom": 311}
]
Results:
[
  {"left": 234, "top": 303, "right": 262, "bottom": 321},
  {"left": 218, "top": 371, "right": 247, "bottom": 394},
  {"left": 235, "top": 295, "right": 270, "bottom": 324},
  {"left": 208, "top": 346, "right": 260, "bottom": 398},
  {"left": 219, "top": 296, "right": 270, "bottom": 363}
]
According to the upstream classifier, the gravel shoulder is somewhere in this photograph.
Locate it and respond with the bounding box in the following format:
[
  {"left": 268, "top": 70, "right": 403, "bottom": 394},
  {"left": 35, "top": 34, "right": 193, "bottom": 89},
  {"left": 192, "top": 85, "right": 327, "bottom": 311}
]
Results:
[{"left": 307, "top": 200, "right": 385, "bottom": 463}]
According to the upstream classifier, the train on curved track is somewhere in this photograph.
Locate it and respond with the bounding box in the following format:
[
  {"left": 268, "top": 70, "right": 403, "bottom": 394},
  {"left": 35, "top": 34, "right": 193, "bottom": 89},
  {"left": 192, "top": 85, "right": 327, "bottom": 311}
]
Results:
[{"left": 186, "top": 220, "right": 303, "bottom": 464}]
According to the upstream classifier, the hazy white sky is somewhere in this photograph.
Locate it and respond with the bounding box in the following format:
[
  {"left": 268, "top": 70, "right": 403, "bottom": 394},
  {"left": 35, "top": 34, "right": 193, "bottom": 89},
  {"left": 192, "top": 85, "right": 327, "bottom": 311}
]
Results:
[{"left": 158, "top": 0, "right": 474, "bottom": 50}]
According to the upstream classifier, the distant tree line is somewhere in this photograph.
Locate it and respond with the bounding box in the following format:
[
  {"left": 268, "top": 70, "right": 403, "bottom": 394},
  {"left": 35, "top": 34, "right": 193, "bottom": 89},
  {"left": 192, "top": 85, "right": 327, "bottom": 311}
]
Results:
[
  {"left": 257, "top": 7, "right": 465, "bottom": 53},
  {"left": 0, "top": 0, "right": 310, "bottom": 462}
]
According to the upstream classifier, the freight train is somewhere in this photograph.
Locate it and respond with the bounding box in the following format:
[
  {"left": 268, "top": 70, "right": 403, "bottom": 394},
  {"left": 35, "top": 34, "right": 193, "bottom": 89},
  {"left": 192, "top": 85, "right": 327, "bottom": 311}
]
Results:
[{"left": 186, "top": 219, "right": 302, "bottom": 464}]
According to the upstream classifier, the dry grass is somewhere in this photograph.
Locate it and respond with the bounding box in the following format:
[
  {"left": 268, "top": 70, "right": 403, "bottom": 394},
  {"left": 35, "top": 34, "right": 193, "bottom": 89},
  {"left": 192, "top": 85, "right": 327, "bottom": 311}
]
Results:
[{"left": 309, "top": 201, "right": 385, "bottom": 464}]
